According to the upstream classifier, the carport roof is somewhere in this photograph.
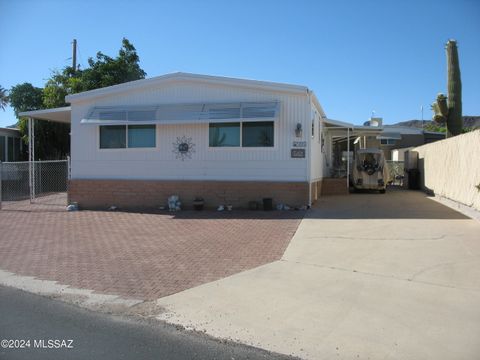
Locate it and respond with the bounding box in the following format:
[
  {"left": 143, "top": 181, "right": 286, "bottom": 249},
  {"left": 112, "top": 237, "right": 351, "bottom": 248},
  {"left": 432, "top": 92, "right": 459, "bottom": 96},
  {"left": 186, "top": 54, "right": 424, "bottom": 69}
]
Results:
[
  {"left": 19, "top": 106, "right": 71, "bottom": 123},
  {"left": 323, "top": 118, "right": 384, "bottom": 137}
]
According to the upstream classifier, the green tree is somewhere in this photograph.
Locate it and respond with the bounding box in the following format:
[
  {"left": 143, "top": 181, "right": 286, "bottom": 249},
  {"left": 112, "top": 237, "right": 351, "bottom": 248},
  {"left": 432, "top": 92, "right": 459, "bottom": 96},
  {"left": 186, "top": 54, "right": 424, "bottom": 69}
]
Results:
[
  {"left": 79, "top": 38, "right": 146, "bottom": 91},
  {"left": 9, "top": 83, "right": 70, "bottom": 160},
  {"left": 0, "top": 85, "right": 8, "bottom": 111},
  {"left": 42, "top": 38, "right": 146, "bottom": 107},
  {"left": 8, "top": 83, "right": 43, "bottom": 116},
  {"left": 10, "top": 38, "right": 146, "bottom": 159}
]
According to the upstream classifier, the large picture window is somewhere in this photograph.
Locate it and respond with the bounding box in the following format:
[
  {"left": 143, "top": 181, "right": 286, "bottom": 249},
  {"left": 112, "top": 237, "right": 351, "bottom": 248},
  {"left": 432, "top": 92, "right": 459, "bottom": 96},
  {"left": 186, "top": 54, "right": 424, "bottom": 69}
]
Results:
[
  {"left": 209, "top": 121, "right": 274, "bottom": 147},
  {"left": 100, "top": 125, "right": 156, "bottom": 149}
]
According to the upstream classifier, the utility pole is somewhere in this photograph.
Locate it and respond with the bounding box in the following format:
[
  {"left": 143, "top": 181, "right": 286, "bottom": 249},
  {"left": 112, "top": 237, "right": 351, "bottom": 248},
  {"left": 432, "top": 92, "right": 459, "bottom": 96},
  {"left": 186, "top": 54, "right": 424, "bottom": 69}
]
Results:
[
  {"left": 421, "top": 105, "right": 424, "bottom": 130},
  {"left": 72, "top": 39, "right": 77, "bottom": 73}
]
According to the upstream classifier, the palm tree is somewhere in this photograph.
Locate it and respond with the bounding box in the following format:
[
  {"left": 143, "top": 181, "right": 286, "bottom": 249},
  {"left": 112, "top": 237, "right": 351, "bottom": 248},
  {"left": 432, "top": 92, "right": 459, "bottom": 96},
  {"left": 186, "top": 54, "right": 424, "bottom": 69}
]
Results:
[{"left": 0, "top": 86, "right": 8, "bottom": 111}]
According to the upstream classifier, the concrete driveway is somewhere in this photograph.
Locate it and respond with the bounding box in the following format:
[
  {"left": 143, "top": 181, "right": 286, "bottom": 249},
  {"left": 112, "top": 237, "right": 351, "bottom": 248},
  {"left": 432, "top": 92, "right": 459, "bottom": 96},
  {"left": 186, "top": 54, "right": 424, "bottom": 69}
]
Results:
[{"left": 157, "top": 189, "right": 480, "bottom": 360}]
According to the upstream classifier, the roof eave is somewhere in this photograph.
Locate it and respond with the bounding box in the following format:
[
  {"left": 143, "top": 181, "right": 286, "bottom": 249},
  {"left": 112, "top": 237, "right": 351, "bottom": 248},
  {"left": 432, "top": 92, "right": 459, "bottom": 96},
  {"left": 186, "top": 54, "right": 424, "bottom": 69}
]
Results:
[
  {"left": 18, "top": 106, "right": 71, "bottom": 123},
  {"left": 65, "top": 72, "right": 310, "bottom": 103}
]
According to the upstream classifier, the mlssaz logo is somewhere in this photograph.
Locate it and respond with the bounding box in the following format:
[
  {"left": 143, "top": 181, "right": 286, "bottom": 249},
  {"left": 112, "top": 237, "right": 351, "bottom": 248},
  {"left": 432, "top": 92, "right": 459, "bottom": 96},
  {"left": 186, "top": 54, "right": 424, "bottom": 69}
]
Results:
[{"left": 34, "top": 339, "right": 74, "bottom": 349}]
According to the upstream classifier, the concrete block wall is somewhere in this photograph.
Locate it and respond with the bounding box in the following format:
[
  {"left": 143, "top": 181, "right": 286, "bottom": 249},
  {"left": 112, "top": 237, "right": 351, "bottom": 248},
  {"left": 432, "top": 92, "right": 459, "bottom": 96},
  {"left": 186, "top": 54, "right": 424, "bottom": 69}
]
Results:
[{"left": 414, "top": 129, "right": 480, "bottom": 211}]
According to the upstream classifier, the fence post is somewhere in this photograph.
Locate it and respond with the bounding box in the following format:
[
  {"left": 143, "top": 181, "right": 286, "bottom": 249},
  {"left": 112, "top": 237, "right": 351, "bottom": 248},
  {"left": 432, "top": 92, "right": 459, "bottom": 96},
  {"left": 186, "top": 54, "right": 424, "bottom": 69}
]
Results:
[{"left": 67, "top": 156, "right": 71, "bottom": 180}]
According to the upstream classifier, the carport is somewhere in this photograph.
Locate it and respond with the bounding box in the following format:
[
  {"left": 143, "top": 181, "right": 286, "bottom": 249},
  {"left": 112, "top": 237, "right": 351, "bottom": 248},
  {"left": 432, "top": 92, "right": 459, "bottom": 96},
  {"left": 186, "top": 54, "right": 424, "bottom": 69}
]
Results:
[
  {"left": 322, "top": 118, "right": 383, "bottom": 190},
  {"left": 17, "top": 106, "right": 71, "bottom": 202}
]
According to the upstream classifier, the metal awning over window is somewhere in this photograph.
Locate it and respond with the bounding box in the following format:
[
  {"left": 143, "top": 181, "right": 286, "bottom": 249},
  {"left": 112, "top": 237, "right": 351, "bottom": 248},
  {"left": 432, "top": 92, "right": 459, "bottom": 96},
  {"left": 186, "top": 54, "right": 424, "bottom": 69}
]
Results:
[{"left": 80, "top": 102, "right": 280, "bottom": 125}]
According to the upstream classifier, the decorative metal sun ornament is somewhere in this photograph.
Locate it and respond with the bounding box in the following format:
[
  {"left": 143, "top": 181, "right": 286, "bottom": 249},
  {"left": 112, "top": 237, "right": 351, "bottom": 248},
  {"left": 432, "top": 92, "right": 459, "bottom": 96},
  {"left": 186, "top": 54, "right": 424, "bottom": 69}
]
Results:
[{"left": 172, "top": 136, "right": 196, "bottom": 161}]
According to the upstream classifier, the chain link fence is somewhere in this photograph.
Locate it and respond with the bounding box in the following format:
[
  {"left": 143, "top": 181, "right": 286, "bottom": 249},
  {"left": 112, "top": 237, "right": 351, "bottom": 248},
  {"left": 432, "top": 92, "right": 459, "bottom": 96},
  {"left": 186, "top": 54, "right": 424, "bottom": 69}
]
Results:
[{"left": 0, "top": 160, "right": 68, "bottom": 211}]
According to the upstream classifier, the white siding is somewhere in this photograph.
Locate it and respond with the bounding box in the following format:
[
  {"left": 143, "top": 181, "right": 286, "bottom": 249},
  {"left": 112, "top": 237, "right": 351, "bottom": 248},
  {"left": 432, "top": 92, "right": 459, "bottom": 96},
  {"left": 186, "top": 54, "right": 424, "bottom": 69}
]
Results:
[{"left": 70, "top": 81, "right": 311, "bottom": 181}]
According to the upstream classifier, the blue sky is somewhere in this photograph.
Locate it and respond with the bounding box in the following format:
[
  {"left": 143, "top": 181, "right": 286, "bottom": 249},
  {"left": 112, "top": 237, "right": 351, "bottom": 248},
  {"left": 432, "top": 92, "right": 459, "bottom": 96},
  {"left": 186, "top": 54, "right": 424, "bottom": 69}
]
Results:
[{"left": 0, "top": 0, "right": 479, "bottom": 127}]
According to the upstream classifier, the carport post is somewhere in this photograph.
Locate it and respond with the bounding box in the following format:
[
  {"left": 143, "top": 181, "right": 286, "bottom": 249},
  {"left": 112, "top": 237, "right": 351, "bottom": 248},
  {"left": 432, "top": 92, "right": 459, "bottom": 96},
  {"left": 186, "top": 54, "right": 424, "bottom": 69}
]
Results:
[
  {"left": 28, "top": 117, "right": 35, "bottom": 203},
  {"left": 28, "top": 117, "right": 31, "bottom": 201},
  {"left": 346, "top": 127, "right": 350, "bottom": 189}
]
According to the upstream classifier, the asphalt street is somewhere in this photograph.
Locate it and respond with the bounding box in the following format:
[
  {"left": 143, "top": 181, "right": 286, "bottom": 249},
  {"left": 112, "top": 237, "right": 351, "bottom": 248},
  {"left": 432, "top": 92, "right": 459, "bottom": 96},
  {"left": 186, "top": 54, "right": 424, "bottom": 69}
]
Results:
[{"left": 0, "top": 286, "right": 294, "bottom": 360}]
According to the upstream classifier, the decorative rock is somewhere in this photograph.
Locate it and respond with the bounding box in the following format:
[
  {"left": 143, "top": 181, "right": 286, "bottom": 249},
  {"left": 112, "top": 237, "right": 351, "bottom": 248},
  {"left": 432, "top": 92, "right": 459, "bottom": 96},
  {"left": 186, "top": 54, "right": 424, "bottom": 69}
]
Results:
[
  {"left": 168, "top": 195, "right": 181, "bottom": 211},
  {"left": 66, "top": 204, "right": 78, "bottom": 212}
]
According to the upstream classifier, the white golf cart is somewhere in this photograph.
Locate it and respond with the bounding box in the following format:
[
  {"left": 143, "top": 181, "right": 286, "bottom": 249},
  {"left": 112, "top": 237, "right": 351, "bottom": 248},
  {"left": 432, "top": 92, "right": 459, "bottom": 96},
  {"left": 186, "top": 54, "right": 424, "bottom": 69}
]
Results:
[{"left": 351, "top": 148, "right": 389, "bottom": 193}]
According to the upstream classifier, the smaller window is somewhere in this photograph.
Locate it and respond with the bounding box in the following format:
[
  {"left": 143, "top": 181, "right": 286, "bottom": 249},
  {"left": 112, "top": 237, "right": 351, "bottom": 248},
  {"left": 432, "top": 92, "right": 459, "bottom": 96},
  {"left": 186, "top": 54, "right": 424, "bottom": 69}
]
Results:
[
  {"left": 380, "top": 139, "right": 396, "bottom": 145},
  {"left": 242, "top": 121, "right": 274, "bottom": 147},
  {"left": 128, "top": 125, "right": 156, "bottom": 148},
  {"left": 209, "top": 123, "right": 240, "bottom": 147},
  {"left": 318, "top": 119, "right": 322, "bottom": 143},
  {"left": 100, "top": 126, "right": 126, "bottom": 149}
]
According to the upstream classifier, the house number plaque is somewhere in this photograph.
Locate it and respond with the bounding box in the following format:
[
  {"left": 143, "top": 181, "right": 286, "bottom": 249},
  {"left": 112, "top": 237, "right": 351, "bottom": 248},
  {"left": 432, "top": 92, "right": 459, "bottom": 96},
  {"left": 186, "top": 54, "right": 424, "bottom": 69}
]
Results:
[
  {"left": 292, "top": 141, "right": 307, "bottom": 147},
  {"left": 291, "top": 148, "right": 306, "bottom": 158}
]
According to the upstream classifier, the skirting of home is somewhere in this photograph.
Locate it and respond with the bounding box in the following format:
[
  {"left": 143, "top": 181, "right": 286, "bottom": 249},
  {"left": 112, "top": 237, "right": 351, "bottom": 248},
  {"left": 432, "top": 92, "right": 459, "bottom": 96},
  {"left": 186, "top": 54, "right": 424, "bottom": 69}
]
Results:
[
  {"left": 320, "top": 178, "right": 349, "bottom": 196},
  {"left": 68, "top": 179, "right": 312, "bottom": 210}
]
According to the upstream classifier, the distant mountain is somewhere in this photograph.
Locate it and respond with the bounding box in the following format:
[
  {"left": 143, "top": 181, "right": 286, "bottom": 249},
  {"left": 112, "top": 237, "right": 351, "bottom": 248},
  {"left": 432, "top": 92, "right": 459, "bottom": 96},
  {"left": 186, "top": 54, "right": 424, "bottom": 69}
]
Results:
[{"left": 389, "top": 116, "right": 480, "bottom": 129}]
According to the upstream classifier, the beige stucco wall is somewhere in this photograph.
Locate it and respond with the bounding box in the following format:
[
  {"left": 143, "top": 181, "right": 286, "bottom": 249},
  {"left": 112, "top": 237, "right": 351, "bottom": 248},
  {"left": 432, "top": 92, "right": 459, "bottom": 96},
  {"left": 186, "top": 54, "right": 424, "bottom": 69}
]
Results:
[{"left": 414, "top": 129, "right": 480, "bottom": 211}]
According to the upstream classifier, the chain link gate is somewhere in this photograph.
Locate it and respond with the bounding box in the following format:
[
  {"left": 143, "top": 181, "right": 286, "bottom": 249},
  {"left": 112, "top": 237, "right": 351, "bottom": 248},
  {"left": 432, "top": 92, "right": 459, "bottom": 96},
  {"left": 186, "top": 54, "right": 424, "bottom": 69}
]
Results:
[
  {"left": 385, "top": 161, "right": 405, "bottom": 186},
  {"left": 0, "top": 160, "right": 68, "bottom": 211}
]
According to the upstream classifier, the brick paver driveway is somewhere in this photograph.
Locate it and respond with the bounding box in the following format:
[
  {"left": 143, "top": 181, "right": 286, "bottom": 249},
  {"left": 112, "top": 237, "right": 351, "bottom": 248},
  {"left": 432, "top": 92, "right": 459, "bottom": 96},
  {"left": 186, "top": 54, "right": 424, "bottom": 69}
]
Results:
[{"left": 0, "top": 208, "right": 302, "bottom": 300}]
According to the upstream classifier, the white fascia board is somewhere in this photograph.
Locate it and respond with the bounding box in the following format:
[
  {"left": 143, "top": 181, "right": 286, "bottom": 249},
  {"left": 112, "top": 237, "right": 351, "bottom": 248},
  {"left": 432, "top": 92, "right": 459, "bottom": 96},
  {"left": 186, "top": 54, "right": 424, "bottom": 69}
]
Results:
[
  {"left": 323, "top": 118, "right": 354, "bottom": 128},
  {"left": 65, "top": 72, "right": 309, "bottom": 103},
  {"left": 310, "top": 91, "right": 327, "bottom": 118},
  {"left": 0, "top": 127, "right": 21, "bottom": 136},
  {"left": 18, "top": 106, "right": 71, "bottom": 123}
]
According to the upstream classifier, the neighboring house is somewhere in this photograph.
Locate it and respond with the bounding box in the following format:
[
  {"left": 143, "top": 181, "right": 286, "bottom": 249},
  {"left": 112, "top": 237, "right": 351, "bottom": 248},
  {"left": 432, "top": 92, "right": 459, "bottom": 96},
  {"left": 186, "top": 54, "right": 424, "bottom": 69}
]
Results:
[
  {"left": 0, "top": 127, "right": 23, "bottom": 162},
  {"left": 362, "top": 119, "right": 445, "bottom": 160},
  {"left": 19, "top": 72, "right": 382, "bottom": 209}
]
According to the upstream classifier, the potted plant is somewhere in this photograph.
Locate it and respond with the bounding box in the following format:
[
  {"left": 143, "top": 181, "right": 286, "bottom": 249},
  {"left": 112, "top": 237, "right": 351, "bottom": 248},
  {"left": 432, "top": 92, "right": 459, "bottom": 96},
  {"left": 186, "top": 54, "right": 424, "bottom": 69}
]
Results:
[{"left": 193, "top": 197, "right": 205, "bottom": 211}]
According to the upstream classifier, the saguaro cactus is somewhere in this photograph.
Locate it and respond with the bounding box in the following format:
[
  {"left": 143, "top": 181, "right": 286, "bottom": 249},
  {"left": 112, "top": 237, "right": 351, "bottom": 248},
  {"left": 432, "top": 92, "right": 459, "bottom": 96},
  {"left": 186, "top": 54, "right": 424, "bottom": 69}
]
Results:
[{"left": 431, "top": 39, "right": 462, "bottom": 137}]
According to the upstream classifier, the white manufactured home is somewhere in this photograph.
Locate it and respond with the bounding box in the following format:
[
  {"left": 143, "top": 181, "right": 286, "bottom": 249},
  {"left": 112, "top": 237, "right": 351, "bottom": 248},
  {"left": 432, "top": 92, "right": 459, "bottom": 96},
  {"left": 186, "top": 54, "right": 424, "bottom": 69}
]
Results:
[{"left": 20, "top": 72, "right": 381, "bottom": 209}]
